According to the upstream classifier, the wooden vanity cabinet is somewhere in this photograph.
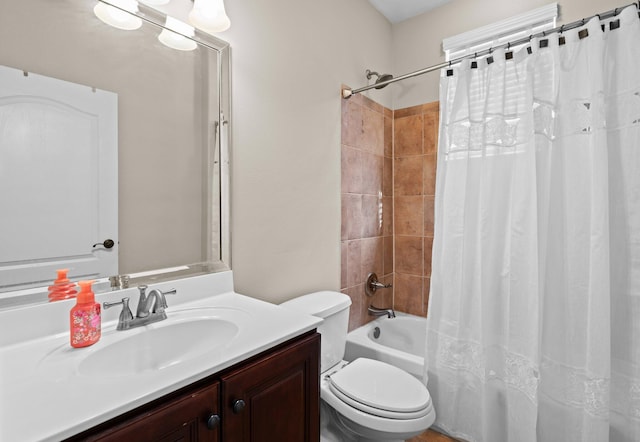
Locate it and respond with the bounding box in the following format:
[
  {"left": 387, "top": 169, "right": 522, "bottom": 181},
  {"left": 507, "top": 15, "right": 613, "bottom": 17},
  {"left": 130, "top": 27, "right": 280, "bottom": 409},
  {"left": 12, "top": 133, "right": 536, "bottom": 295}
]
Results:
[
  {"left": 221, "top": 330, "right": 320, "bottom": 441},
  {"left": 77, "top": 383, "right": 221, "bottom": 442},
  {"left": 67, "top": 331, "right": 319, "bottom": 442}
]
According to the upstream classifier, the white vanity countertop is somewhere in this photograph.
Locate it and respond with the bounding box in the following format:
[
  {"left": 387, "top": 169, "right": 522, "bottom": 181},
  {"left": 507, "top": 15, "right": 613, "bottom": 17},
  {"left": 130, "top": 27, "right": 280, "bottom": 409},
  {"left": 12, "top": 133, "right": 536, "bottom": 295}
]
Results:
[{"left": 0, "top": 271, "right": 322, "bottom": 441}]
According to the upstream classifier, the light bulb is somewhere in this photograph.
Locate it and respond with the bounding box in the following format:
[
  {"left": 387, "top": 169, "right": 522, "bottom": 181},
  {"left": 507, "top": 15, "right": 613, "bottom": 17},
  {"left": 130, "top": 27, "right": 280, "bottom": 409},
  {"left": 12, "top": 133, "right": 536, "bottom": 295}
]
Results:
[
  {"left": 158, "top": 17, "right": 197, "bottom": 51},
  {"left": 93, "top": 0, "right": 142, "bottom": 30},
  {"left": 189, "top": 0, "right": 230, "bottom": 33}
]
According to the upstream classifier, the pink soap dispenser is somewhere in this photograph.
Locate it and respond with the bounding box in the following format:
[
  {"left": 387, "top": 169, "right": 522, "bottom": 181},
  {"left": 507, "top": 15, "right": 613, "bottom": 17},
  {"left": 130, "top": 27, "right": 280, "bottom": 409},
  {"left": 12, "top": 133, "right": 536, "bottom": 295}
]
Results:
[{"left": 70, "top": 280, "right": 101, "bottom": 348}]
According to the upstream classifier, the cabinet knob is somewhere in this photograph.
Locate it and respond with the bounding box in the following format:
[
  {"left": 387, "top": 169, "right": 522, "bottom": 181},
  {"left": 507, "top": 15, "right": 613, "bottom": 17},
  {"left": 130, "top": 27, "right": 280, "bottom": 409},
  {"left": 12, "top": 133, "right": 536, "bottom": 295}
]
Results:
[
  {"left": 232, "top": 399, "right": 246, "bottom": 414},
  {"left": 206, "top": 414, "right": 220, "bottom": 430}
]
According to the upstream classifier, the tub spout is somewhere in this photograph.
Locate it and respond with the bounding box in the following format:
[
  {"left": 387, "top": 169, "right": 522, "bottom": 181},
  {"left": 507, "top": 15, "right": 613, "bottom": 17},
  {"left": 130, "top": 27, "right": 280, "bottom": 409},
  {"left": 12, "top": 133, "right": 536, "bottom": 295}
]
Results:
[{"left": 368, "top": 305, "right": 396, "bottom": 318}]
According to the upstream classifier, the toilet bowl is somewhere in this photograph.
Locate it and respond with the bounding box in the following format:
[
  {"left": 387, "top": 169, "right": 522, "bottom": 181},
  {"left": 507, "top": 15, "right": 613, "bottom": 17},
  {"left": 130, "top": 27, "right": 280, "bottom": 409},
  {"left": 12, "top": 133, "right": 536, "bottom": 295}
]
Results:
[
  {"left": 322, "top": 359, "right": 435, "bottom": 441},
  {"left": 280, "top": 291, "right": 435, "bottom": 441}
]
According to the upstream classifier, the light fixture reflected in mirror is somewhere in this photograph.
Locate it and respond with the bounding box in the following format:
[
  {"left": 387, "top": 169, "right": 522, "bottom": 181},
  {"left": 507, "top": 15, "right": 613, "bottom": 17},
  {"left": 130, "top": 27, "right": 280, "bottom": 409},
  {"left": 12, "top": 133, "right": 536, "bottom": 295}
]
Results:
[
  {"left": 189, "top": 0, "right": 231, "bottom": 33},
  {"left": 94, "top": 0, "right": 231, "bottom": 50},
  {"left": 158, "top": 17, "right": 197, "bottom": 51},
  {"left": 93, "top": 0, "right": 142, "bottom": 30}
]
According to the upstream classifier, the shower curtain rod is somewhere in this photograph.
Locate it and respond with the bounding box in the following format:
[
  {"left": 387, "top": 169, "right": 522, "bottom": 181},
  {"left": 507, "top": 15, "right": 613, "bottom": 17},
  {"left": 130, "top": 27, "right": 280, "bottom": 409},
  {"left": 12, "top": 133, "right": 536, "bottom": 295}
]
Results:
[{"left": 342, "top": 2, "right": 639, "bottom": 99}]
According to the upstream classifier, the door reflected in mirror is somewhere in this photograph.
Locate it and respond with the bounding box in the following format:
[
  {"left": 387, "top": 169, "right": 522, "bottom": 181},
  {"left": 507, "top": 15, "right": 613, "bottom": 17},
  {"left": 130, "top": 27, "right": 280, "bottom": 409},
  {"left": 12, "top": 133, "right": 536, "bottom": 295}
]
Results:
[
  {"left": 0, "top": 65, "right": 119, "bottom": 289},
  {"left": 0, "top": 0, "right": 230, "bottom": 306}
]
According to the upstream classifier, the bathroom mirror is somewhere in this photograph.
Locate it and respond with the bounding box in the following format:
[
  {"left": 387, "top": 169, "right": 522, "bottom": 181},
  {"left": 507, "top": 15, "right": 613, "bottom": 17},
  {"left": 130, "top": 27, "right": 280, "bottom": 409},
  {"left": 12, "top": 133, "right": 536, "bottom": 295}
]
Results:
[{"left": 0, "top": 0, "right": 231, "bottom": 308}]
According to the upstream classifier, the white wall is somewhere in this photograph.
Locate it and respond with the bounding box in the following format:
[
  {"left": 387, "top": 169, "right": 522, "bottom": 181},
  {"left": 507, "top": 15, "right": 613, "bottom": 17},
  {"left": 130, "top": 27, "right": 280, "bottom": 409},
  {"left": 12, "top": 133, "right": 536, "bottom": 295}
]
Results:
[
  {"left": 220, "top": 0, "right": 393, "bottom": 303},
  {"left": 391, "top": 0, "right": 624, "bottom": 109}
]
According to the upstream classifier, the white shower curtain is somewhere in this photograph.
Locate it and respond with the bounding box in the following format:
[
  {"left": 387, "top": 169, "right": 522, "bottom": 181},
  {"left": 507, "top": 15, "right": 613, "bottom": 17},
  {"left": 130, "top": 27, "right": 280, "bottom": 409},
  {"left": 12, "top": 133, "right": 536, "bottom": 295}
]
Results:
[{"left": 425, "top": 6, "right": 640, "bottom": 442}]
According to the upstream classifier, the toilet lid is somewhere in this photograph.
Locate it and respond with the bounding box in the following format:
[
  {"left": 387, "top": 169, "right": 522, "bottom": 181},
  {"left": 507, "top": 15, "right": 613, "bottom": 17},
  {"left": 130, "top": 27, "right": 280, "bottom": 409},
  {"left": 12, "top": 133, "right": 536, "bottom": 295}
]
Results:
[{"left": 328, "top": 358, "right": 430, "bottom": 414}]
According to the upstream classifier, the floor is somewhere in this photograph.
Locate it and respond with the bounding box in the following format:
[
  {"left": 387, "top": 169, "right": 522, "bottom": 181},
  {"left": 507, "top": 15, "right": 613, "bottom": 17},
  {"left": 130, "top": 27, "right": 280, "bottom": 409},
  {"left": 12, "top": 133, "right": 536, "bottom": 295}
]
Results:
[{"left": 409, "top": 429, "right": 459, "bottom": 442}]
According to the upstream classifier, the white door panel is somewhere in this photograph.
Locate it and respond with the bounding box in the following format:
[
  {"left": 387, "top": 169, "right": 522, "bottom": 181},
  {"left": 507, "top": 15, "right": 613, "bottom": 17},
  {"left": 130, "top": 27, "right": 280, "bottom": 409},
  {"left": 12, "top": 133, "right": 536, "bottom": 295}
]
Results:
[{"left": 0, "top": 65, "right": 117, "bottom": 291}]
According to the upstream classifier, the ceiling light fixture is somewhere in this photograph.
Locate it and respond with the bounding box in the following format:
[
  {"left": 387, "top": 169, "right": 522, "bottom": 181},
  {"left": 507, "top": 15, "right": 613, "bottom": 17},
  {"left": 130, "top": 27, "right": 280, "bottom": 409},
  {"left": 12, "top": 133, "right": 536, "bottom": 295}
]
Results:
[
  {"left": 189, "top": 0, "right": 230, "bottom": 33},
  {"left": 158, "top": 17, "right": 197, "bottom": 51},
  {"left": 93, "top": 0, "right": 142, "bottom": 30}
]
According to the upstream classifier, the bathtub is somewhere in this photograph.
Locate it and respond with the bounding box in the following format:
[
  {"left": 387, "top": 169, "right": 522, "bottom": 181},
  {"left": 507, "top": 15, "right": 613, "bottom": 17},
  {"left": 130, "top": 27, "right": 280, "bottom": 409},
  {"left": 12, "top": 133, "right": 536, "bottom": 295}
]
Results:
[{"left": 344, "top": 312, "right": 426, "bottom": 379}]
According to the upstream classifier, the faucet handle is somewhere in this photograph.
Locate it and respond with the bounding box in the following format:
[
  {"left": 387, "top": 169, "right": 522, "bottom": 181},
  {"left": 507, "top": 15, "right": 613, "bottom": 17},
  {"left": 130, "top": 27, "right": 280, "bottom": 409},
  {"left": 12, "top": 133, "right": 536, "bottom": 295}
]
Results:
[
  {"left": 104, "top": 297, "right": 134, "bottom": 330},
  {"left": 104, "top": 297, "right": 130, "bottom": 310},
  {"left": 365, "top": 273, "right": 392, "bottom": 296}
]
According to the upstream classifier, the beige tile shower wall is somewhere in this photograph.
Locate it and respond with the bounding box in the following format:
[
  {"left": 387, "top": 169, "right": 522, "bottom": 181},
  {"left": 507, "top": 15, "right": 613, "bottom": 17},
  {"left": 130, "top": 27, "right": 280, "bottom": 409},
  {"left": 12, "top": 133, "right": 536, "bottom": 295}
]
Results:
[
  {"left": 341, "top": 92, "right": 394, "bottom": 331},
  {"left": 393, "top": 102, "right": 439, "bottom": 317}
]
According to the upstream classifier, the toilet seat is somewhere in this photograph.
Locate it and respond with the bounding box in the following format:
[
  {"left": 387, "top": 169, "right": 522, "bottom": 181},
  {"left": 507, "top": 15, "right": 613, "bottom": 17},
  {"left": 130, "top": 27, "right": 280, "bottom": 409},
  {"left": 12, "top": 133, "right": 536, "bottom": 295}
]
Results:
[{"left": 327, "top": 358, "right": 432, "bottom": 420}]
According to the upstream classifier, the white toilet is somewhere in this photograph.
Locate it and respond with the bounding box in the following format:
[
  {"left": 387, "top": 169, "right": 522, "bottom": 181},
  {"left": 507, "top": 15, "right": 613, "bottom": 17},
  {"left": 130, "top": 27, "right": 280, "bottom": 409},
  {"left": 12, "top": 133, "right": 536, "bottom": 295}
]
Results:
[{"left": 280, "top": 291, "right": 435, "bottom": 442}]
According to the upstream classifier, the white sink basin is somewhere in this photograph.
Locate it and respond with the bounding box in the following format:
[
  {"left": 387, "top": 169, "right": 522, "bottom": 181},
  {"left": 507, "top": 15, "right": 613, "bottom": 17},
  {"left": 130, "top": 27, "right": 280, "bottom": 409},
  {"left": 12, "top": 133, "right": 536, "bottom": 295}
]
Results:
[
  {"left": 79, "top": 316, "right": 238, "bottom": 376},
  {"left": 38, "top": 307, "right": 250, "bottom": 378}
]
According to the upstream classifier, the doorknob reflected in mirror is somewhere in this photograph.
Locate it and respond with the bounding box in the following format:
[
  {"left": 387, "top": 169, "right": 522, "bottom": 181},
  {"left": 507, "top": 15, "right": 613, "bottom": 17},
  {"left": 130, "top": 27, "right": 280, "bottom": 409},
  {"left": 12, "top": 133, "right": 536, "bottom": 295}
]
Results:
[{"left": 92, "top": 239, "right": 115, "bottom": 249}]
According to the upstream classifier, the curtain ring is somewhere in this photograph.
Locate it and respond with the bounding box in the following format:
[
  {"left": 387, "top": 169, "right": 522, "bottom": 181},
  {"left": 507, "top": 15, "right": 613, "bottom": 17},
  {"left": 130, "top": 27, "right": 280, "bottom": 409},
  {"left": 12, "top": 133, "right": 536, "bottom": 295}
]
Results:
[
  {"left": 507, "top": 42, "right": 511, "bottom": 50},
  {"left": 560, "top": 24, "right": 565, "bottom": 33},
  {"left": 614, "top": 7, "right": 620, "bottom": 16}
]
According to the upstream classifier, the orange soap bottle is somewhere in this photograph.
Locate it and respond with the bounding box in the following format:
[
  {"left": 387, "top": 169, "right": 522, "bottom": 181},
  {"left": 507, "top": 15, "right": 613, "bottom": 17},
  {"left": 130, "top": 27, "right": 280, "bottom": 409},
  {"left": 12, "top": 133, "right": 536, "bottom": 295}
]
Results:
[
  {"left": 48, "top": 268, "right": 77, "bottom": 302},
  {"left": 70, "top": 280, "right": 101, "bottom": 348}
]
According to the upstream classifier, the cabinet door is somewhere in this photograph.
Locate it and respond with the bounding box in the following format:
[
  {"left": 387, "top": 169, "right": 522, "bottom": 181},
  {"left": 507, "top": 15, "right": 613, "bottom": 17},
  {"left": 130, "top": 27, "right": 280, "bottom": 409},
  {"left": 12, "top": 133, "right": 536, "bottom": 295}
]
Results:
[
  {"left": 221, "top": 333, "right": 320, "bottom": 442},
  {"left": 82, "top": 382, "right": 220, "bottom": 442}
]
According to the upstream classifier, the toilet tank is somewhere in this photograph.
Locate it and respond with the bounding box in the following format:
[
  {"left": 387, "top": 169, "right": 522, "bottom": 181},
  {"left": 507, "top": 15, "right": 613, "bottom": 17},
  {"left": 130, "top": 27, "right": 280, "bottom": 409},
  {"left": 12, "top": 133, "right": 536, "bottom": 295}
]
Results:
[{"left": 280, "top": 291, "right": 351, "bottom": 373}]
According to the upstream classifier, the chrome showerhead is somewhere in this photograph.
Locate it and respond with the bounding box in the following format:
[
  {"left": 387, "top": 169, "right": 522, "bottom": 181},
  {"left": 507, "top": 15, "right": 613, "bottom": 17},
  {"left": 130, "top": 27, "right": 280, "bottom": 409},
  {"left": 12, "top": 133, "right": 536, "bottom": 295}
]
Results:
[{"left": 366, "top": 69, "right": 394, "bottom": 89}]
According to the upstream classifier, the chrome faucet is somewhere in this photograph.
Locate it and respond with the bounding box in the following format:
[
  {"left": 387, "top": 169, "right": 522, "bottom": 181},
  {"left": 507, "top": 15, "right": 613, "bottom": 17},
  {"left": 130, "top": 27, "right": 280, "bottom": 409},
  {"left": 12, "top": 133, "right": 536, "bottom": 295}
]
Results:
[
  {"left": 368, "top": 305, "right": 396, "bottom": 318},
  {"left": 104, "top": 285, "right": 177, "bottom": 330},
  {"left": 136, "top": 285, "right": 175, "bottom": 318}
]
